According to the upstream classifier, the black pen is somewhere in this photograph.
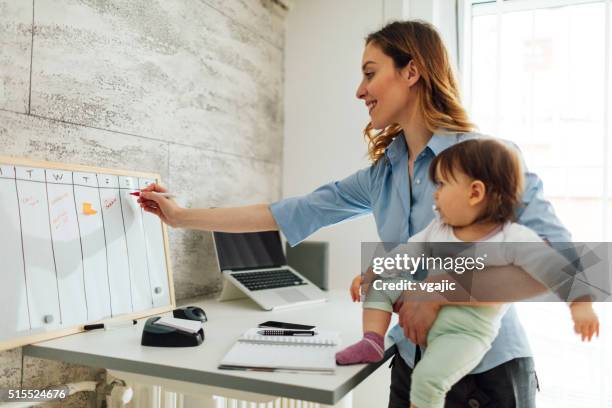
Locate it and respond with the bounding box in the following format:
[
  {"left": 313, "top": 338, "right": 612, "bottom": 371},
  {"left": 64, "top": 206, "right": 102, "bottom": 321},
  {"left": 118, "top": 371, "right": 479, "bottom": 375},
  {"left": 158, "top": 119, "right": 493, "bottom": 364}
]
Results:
[
  {"left": 84, "top": 320, "right": 137, "bottom": 331},
  {"left": 257, "top": 329, "right": 316, "bottom": 336}
]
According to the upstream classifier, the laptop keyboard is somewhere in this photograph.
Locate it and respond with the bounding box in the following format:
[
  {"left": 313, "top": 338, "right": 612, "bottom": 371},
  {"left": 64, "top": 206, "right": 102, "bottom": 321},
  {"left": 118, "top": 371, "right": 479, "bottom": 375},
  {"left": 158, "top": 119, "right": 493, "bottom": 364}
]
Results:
[{"left": 231, "top": 269, "right": 306, "bottom": 291}]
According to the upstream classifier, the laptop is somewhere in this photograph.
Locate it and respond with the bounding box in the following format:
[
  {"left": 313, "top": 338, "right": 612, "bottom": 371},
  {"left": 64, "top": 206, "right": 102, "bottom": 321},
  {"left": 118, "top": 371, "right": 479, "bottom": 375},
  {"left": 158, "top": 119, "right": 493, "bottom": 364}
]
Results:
[{"left": 212, "top": 231, "right": 327, "bottom": 310}]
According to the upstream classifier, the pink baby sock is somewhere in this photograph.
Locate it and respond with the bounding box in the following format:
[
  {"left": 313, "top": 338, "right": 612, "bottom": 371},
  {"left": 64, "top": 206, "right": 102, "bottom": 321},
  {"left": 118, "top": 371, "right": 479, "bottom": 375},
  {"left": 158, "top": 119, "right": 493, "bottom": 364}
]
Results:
[{"left": 336, "top": 331, "right": 385, "bottom": 365}]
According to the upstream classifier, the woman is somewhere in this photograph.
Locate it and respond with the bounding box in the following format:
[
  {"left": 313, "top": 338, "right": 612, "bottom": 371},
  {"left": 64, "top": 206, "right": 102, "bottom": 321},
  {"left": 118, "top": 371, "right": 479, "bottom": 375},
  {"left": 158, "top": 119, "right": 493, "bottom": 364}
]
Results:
[{"left": 139, "top": 20, "right": 569, "bottom": 407}]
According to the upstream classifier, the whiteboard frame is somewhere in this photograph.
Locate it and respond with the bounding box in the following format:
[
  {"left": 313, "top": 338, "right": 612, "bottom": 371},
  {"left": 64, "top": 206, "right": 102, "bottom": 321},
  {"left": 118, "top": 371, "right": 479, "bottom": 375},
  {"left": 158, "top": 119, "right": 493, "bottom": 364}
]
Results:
[{"left": 0, "top": 155, "right": 176, "bottom": 351}]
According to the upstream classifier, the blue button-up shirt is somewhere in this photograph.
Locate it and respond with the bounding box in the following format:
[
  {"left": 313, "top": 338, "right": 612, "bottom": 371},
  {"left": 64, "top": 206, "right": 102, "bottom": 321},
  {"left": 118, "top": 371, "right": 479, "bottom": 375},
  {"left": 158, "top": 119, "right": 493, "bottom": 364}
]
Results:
[{"left": 270, "top": 131, "right": 571, "bottom": 373}]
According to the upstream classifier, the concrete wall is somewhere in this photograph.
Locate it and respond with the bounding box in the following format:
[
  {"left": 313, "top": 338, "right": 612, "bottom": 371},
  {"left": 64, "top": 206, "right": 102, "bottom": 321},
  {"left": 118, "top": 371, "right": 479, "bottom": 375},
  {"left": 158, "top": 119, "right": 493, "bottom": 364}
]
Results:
[
  {"left": 283, "top": 1, "right": 403, "bottom": 407},
  {"left": 283, "top": 1, "right": 460, "bottom": 407},
  {"left": 0, "top": 0, "right": 286, "bottom": 406}
]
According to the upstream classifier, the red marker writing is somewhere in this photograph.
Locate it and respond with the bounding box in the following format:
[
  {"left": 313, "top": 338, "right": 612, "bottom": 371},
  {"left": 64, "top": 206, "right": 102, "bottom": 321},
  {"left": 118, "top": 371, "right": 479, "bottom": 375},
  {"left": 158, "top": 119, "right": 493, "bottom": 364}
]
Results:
[{"left": 130, "top": 191, "right": 176, "bottom": 199}]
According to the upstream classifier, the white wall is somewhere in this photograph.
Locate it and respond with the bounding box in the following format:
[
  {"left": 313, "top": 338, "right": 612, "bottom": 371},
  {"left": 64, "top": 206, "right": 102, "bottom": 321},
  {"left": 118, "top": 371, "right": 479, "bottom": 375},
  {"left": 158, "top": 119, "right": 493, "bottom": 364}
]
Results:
[
  {"left": 407, "top": 0, "right": 459, "bottom": 71},
  {"left": 284, "top": 2, "right": 401, "bottom": 407},
  {"left": 283, "top": 1, "right": 456, "bottom": 407},
  {"left": 283, "top": 0, "right": 456, "bottom": 290},
  {"left": 284, "top": 0, "right": 399, "bottom": 291}
]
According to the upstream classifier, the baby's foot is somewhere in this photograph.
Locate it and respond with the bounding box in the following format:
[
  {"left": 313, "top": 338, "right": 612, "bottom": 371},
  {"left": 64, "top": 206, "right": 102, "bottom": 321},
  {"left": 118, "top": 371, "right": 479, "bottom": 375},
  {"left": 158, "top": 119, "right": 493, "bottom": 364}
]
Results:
[{"left": 336, "top": 331, "right": 384, "bottom": 365}]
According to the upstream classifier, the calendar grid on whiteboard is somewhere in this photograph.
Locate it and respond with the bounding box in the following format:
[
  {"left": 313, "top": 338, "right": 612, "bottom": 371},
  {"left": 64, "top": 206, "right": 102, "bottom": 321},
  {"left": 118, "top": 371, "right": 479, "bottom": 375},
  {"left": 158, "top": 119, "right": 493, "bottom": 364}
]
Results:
[
  {"left": 42, "top": 173, "right": 65, "bottom": 326},
  {"left": 70, "top": 179, "right": 90, "bottom": 322},
  {"left": 0, "top": 170, "right": 31, "bottom": 335},
  {"left": 96, "top": 175, "right": 115, "bottom": 319},
  {"left": 0, "top": 155, "right": 175, "bottom": 351},
  {"left": 117, "top": 183, "right": 137, "bottom": 312}
]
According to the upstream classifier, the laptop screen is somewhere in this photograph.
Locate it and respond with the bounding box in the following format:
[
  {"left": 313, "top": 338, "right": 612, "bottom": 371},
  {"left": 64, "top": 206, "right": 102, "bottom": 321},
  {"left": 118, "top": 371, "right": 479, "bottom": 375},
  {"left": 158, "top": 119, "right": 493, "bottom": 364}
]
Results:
[{"left": 213, "top": 231, "right": 287, "bottom": 271}]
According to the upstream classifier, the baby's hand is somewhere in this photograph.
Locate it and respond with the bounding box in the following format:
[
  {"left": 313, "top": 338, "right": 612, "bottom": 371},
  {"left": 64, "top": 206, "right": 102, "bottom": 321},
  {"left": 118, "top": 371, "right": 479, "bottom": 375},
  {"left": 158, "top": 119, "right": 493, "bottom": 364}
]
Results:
[
  {"left": 350, "top": 275, "right": 363, "bottom": 302},
  {"left": 570, "top": 302, "right": 599, "bottom": 342}
]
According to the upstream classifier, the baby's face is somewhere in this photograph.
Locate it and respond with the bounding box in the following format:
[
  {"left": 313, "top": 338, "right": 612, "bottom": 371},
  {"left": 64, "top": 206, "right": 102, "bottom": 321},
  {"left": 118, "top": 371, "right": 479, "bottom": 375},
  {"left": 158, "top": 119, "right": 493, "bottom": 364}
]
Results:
[{"left": 432, "top": 165, "right": 483, "bottom": 227}]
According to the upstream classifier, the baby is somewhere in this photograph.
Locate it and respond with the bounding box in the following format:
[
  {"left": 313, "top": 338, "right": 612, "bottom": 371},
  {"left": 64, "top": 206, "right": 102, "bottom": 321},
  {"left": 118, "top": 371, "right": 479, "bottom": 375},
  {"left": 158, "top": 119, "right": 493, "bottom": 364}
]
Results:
[{"left": 335, "top": 138, "right": 600, "bottom": 408}]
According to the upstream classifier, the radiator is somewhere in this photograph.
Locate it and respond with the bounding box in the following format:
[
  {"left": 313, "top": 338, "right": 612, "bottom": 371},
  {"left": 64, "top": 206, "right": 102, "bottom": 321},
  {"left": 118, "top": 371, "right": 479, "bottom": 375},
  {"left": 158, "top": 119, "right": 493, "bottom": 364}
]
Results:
[{"left": 106, "top": 370, "right": 352, "bottom": 408}]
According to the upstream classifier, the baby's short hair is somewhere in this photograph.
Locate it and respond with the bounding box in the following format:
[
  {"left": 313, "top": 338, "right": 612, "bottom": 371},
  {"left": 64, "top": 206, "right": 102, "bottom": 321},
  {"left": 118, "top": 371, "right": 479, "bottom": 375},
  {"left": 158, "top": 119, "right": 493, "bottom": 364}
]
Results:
[{"left": 428, "top": 138, "right": 524, "bottom": 224}]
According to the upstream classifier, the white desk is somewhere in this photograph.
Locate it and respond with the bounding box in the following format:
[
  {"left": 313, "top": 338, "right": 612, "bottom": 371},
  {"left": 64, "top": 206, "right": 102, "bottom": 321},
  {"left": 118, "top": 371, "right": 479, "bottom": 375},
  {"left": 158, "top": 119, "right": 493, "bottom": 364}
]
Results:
[{"left": 25, "top": 290, "right": 395, "bottom": 406}]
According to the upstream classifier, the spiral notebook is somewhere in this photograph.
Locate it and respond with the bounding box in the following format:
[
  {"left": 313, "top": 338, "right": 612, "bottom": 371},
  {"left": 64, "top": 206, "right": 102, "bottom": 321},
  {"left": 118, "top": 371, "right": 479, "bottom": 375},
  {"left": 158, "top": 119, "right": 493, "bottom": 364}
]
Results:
[{"left": 219, "top": 328, "right": 340, "bottom": 373}]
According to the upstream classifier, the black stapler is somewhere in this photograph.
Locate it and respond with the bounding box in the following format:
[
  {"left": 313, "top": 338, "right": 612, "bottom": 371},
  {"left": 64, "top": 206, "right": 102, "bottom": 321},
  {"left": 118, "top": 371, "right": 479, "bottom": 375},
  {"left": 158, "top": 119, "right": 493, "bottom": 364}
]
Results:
[{"left": 141, "top": 317, "right": 204, "bottom": 347}]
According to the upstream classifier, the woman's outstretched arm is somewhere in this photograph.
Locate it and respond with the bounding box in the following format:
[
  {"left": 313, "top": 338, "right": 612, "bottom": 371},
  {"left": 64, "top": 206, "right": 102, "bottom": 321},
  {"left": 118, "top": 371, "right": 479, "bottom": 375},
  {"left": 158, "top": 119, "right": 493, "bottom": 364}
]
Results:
[{"left": 138, "top": 183, "right": 278, "bottom": 232}]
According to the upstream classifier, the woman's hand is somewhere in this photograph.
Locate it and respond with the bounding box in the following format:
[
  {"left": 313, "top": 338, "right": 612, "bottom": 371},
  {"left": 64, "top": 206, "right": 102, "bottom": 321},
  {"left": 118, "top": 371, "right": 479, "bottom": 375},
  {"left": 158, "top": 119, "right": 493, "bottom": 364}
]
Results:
[
  {"left": 570, "top": 302, "right": 600, "bottom": 341},
  {"left": 138, "top": 183, "right": 184, "bottom": 227},
  {"left": 395, "top": 290, "right": 443, "bottom": 347},
  {"left": 350, "top": 275, "right": 363, "bottom": 302},
  {"left": 397, "top": 300, "right": 442, "bottom": 347}
]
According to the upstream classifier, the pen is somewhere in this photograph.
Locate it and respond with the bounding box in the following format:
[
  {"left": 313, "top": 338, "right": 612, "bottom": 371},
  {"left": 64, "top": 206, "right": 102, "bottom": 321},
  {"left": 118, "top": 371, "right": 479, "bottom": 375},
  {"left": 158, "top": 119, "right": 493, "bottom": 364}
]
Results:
[
  {"left": 130, "top": 191, "right": 176, "bottom": 199},
  {"left": 83, "top": 320, "right": 137, "bottom": 331},
  {"left": 218, "top": 365, "right": 304, "bottom": 374},
  {"left": 257, "top": 330, "right": 316, "bottom": 336}
]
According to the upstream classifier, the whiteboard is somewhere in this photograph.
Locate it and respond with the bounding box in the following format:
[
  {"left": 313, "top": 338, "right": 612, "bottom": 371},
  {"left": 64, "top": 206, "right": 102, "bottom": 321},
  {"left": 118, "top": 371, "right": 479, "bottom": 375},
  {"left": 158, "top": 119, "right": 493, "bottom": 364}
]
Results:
[
  {"left": 0, "top": 166, "right": 30, "bottom": 337},
  {"left": 0, "top": 157, "right": 175, "bottom": 350}
]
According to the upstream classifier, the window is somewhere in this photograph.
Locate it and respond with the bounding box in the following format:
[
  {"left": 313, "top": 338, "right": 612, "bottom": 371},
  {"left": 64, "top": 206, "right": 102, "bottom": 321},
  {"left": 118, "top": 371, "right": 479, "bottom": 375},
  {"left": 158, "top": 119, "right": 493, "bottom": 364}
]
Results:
[{"left": 461, "top": 0, "right": 612, "bottom": 406}]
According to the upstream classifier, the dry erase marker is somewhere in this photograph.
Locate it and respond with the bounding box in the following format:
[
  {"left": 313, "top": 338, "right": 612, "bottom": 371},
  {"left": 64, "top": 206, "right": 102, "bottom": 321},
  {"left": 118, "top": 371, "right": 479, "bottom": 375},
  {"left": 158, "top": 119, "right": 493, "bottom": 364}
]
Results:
[
  {"left": 129, "top": 191, "right": 176, "bottom": 199},
  {"left": 83, "top": 320, "right": 137, "bottom": 331}
]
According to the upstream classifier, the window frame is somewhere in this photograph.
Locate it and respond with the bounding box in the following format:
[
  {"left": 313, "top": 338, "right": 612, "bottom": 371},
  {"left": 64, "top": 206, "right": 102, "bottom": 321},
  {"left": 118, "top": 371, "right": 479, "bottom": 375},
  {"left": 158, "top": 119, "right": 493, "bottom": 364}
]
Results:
[
  {"left": 458, "top": 0, "right": 610, "bottom": 241},
  {"left": 457, "top": 2, "right": 611, "bottom": 405}
]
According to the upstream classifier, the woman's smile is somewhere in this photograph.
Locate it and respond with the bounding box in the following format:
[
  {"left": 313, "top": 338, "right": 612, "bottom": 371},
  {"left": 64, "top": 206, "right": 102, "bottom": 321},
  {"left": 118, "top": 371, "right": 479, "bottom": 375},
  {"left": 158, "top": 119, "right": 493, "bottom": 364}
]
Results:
[{"left": 366, "top": 100, "right": 377, "bottom": 114}]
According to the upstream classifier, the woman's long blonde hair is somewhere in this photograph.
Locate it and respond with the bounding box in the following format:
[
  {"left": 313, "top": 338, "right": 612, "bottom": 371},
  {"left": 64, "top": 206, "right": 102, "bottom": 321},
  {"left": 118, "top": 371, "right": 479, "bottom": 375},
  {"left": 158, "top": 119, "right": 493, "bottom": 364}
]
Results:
[{"left": 364, "top": 20, "right": 475, "bottom": 162}]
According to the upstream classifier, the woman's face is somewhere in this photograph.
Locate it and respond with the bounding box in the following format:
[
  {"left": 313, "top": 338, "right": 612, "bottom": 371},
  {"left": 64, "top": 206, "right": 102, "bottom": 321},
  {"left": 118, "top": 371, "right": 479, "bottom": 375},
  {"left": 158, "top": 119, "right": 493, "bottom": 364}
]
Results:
[{"left": 356, "top": 42, "right": 415, "bottom": 129}]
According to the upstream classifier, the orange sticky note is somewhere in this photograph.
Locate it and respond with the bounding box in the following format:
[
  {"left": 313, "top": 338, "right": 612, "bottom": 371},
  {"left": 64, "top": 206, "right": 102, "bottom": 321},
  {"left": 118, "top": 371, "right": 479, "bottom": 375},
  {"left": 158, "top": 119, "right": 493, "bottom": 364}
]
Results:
[{"left": 82, "top": 202, "right": 97, "bottom": 215}]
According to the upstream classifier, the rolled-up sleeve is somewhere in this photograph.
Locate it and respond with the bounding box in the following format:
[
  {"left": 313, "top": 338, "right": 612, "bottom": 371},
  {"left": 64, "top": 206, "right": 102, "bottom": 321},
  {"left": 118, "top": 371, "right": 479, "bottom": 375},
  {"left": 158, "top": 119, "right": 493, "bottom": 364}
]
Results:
[
  {"left": 508, "top": 141, "right": 571, "bottom": 242},
  {"left": 270, "top": 166, "right": 374, "bottom": 246},
  {"left": 510, "top": 145, "right": 596, "bottom": 301}
]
